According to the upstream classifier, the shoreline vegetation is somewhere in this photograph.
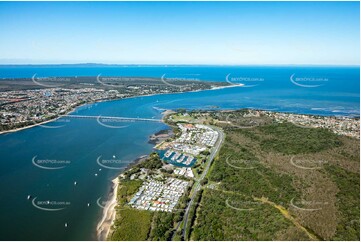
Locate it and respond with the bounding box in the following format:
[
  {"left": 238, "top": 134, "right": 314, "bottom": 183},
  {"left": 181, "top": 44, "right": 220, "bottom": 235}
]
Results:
[
  {"left": 95, "top": 110, "right": 175, "bottom": 241},
  {"left": 0, "top": 77, "right": 359, "bottom": 135},
  {"left": 101, "top": 109, "right": 359, "bottom": 241},
  {"left": 97, "top": 110, "right": 195, "bottom": 241},
  {"left": 1, "top": 74, "right": 359, "bottom": 135},
  {"left": 0, "top": 103, "right": 85, "bottom": 135},
  {"left": 1, "top": 78, "right": 359, "bottom": 240},
  {"left": 0, "top": 83, "right": 230, "bottom": 135}
]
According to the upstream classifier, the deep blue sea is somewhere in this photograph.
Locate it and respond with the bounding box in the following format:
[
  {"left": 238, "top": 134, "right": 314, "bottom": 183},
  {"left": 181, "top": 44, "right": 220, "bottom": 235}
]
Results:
[
  {"left": 1, "top": 65, "right": 359, "bottom": 116},
  {"left": 0, "top": 65, "right": 359, "bottom": 240}
]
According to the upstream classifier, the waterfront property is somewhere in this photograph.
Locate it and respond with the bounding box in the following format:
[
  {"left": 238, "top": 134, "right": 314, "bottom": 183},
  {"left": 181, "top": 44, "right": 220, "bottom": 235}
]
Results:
[
  {"left": 157, "top": 123, "right": 219, "bottom": 167},
  {"left": 129, "top": 178, "right": 189, "bottom": 212},
  {"left": 0, "top": 66, "right": 359, "bottom": 240}
]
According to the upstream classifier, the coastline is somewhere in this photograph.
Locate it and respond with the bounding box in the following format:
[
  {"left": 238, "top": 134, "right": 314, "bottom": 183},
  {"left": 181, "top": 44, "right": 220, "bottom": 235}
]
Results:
[
  {"left": 95, "top": 111, "right": 174, "bottom": 241},
  {"left": 96, "top": 176, "right": 119, "bottom": 241},
  {"left": 2, "top": 82, "right": 358, "bottom": 239},
  {"left": 0, "top": 103, "right": 88, "bottom": 135},
  {"left": 0, "top": 116, "right": 63, "bottom": 135},
  {"left": 2, "top": 82, "right": 357, "bottom": 136},
  {"left": 0, "top": 84, "right": 231, "bottom": 136}
]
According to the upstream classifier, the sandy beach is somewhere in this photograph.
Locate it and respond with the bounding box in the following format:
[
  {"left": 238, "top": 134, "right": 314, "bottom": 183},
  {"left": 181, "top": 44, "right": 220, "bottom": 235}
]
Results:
[
  {"left": 0, "top": 116, "right": 62, "bottom": 135},
  {"left": 0, "top": 84, "right": 234, "bottom": 240},
  {"left": 95, "top": 109, "right": 175, "bottom": 241},
  {"left": 96, "top": 177, "right": 119, "bottom": 241},
  {"left": 0, "top": 84, "right": 233, "bottom": 136},
  {"left": 0, "top": 103, "right": 85, "bottom": 135}
]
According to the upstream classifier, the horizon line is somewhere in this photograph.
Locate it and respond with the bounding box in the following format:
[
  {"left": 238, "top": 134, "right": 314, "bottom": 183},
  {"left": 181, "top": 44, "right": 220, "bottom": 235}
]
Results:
[{"left": 0, "top": 63, "right": 359, "bottom": 67}]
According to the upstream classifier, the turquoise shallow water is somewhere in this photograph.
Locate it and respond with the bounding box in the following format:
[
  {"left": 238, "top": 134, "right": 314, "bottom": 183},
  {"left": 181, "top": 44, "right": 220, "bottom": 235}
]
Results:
[
  {"left": 1, "top": 65, "right": 359, "bottom": 116},
  {"left": 0, "top": 66, "right": 359, "bottom": 240}
]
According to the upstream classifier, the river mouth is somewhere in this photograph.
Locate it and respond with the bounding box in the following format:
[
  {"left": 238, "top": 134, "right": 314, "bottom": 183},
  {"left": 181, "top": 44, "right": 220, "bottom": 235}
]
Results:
[{"left": 0, "top": 66, "right": 359, "bottom": 240}]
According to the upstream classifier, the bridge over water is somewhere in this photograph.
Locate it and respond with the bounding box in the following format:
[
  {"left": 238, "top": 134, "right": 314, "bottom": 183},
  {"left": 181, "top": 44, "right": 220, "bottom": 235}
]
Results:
[{"left": 62, "top": 114, "right": 163, "bottom": 123}]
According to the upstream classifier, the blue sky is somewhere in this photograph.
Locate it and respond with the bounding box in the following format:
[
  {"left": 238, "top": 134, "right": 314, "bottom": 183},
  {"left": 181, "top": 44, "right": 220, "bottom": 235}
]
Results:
[{"left": 0, "top": 1, "right": 359, "bottom": 65}]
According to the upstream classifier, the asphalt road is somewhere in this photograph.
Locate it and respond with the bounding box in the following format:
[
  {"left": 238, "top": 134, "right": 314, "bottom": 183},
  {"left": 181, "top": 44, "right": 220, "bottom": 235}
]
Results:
[{"left": 181, "top": 126, "right": 225, "bottom": 240}]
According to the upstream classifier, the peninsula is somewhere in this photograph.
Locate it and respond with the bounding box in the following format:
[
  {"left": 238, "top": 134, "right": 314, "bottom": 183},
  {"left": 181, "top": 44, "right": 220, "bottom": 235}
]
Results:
[
  {"left": 106, "top": 108, "right": 359, "bottom": 241},
  {"left": 0, "top": 76, "right": 229, "bottom": 133}
]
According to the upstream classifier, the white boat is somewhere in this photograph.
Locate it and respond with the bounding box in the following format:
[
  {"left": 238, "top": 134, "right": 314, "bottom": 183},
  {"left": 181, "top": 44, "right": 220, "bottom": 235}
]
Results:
[
  {"left": 177, "top": 155, "right": 185, "bottom": 163},
  {"left": 164, "top": 149, "right": 173, "bottom": 158}
]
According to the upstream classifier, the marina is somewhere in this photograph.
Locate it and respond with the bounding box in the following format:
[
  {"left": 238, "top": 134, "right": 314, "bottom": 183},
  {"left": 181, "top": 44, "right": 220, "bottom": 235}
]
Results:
[{"left": 0, "top": 65, "right": 359, "bottom": 240}]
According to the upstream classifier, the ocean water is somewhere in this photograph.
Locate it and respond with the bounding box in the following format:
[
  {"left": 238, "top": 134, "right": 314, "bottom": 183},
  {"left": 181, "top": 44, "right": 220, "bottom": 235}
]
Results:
[
  {"left": 0, "top": 65, "right": 359, "bottom": 116},
  {"left": 0, "top": 65, "right": 359, "bottom": 240}
]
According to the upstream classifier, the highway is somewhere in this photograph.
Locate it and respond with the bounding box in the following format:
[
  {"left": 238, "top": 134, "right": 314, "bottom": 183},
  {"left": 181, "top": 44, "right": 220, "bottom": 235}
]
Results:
[{"left": 180, "top": 126, "right": 225, "bottom": 240}]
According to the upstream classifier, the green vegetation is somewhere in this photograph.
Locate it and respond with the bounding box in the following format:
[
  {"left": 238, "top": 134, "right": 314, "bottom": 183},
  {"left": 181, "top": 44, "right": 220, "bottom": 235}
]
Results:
[
  {"left": 209, "top": 141, "right": 299, "bottom": 205},
  {"left": 110, "top": 155, "right": 192, "bottom": 241},
  {"left": 110, "top": 110, "right": 359, "bottom": 241},
  {"left": 187, "top": 111, "right": 358, "bottom": 241},
  {"left": 200, "top": 150, "right": 210, "bottom": 156},
  {"left": 110, "top": 209, "right": 153, "bottom": 241},
  {"left": 149, "top": 185, "right": 191, "bottom": 240},
  {"left": 140, "top": 152, "right": 163, "bottom": 170},
  {"left": 325, "top": 165, "right": 360, "bottom": 240},
  {"left": 190, "top": 125, "right": 304, "bottom": 240},
  {"left": 186, "top": 189, "right": 203, "bottom": 240},
  {"left": 191, "top": 189, "right": 298, "bottom": 241},
  {"left": 149, "top": 212, "right": 176, "bottom": 240},
  {"left": 109, "top": 179, "right": 152, "bottom": 241},
  {"left": 192, "top": 158, "right": 206, "bottom": 179},
  {"left": 259, "top": 123, "right": 342, "bottom": 154},
  {"left": 116, "top": 179, "right": 143, "bottom": 206},
  {"left": 123, "top": 152, "right": 163, "bottom": 179},
  {"left": 222, "top": 121, "right": 343, "bottom": 155}
]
